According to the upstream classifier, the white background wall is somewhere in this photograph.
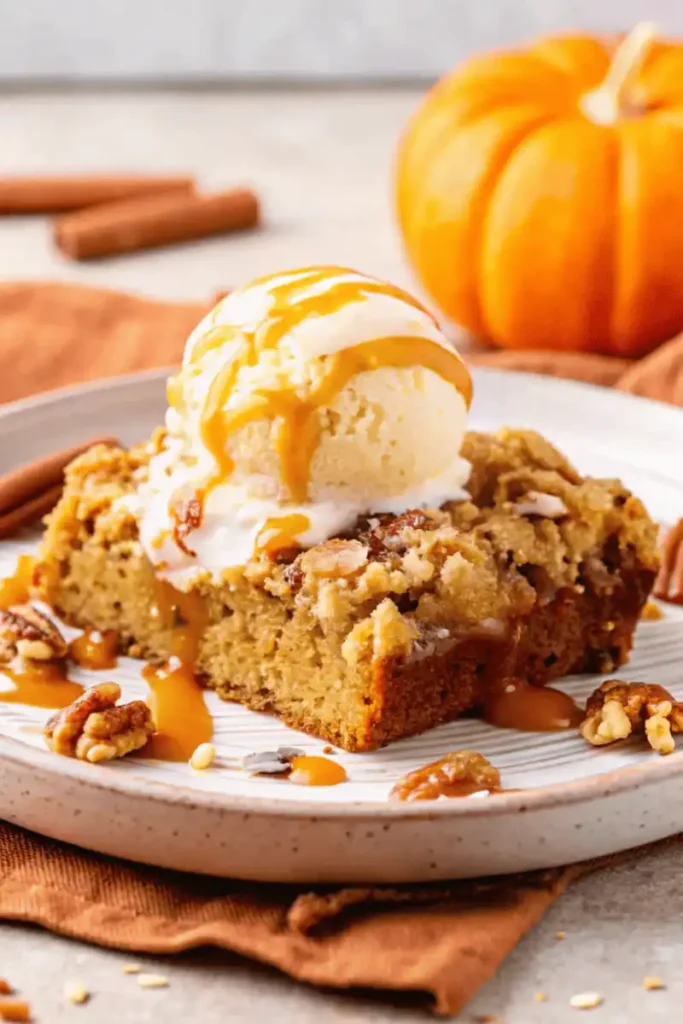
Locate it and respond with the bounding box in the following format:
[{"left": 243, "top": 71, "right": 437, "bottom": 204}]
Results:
[{"left": 0, "top": 0, "right": 681, "bottom": 82}]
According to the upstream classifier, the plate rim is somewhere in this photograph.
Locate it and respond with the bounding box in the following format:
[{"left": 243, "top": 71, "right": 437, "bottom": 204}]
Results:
[{"left": 2, "top": 365, "right": 682, "bottom": 821}]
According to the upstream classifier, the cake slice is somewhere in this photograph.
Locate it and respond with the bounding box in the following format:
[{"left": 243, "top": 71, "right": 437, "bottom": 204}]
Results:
[{"left": 34, "top": 427, "right": 658, "bottom": 752}]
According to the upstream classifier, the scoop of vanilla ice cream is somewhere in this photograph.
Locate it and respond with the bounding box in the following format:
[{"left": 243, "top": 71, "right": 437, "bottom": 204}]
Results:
[{"left": 136, "top": 266, "right": 472, "bottom": 584}]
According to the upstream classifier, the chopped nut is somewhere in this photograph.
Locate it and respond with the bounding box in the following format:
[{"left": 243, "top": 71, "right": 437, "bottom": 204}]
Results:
[
  {"left": 534, "top": 991, "right": 547, "bottom": 1002},
  {"left": 299, "top": 540, "right": 368, "bottom": 579},
  {"left": 390, "top": 751, "right": 500, "bottom": 802},
  {"left": 121, "top": 964, "right": 141, "bottom": 975},
  {"left": 242, "top": 747, "right": 304, "bottom": 775},
  {"left": 64, "top": 981, "right": 88, "bottom": 1005},
  {"left": 642, "top": 975, "right": 665, "bottom": 990},
  {"left": 0, "top": 1000, "right": 31, "bottom": 1022},
  {"left": 580, "top": 680, "right": 683, "bottom": 755},
  {"left": 0, "top": 604, "right": 67, "bottom": 664},
  {"left": 189, "top": 742, "right": 215, "bottom": 771},
  {"left": 555, "top": 931, "right": 566, "bottom": 940},
  {"left": 640, "top": 601, "right": 664, "bottom": 621},
  {"left": 137, "top": 974, "right": 168, "bottom": 989},
  {"left": 569, "top": 992, "right": 602, "bottom": 1010},
  {"left": 44, "top": 682, "right": 155, "bottom": 763}
]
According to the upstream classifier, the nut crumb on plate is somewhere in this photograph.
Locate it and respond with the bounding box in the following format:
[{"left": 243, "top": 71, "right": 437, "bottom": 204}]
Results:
[
  {"left": 534, "top": 991, "right": 547, "bottom": 1002},
  {"left": 569, "top": 992, "right": 602, "bottom": 1009},
  {"left": 642, "top": 976, "right": 666, "bottom": 990},
  {"left": 121, "top": 964, "right": 141, "bottom": 975},
  {"left": 44, "top": 682, "right": 154, "bottom": 763},
  {"left": 189, "top": 742, "right": 215, "bottom": 770},
  {"left": 63, "top": 981, "right": 88, "bottom": 1005},
  {"left": 580, "top": 680, "right": 683, "bottom": 755},
  {"left": 390, "top": 750, "right": 500, "bottom": 802},
  {"left": 137, "top": 974, "right": 168, "bottom": 989},
  {"left": 555, "top": 931, "right": 566, "bottom": 940}
]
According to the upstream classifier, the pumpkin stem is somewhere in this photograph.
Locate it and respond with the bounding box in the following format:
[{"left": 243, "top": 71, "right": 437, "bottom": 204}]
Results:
[{"left": 581, "top": 22, "right": 657, "bottom": 124}]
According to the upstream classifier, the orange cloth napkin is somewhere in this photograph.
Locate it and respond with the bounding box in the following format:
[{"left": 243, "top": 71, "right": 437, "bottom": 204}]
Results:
[{"left": 1, "top": 282, "right": 682, "bottom": 1017}]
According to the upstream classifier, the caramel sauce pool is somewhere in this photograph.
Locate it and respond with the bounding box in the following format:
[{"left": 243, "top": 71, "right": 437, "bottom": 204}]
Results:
[
  {"left": 69, "top": 628, "right": 118, "bottom": 670},
  {"left": 288, "top": 755, "right": 347, "bottom": 787},
  {"left": 484, "top": 679, "right": 583, "bottom": 732},
  {"left": 0, "top": 662, "right": 83, "bottom": 709}
]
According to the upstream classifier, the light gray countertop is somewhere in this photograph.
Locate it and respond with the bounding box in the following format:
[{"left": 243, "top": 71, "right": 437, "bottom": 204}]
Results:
[{"left": 0, "top": 88, "right": 681, "bottom": 1023}]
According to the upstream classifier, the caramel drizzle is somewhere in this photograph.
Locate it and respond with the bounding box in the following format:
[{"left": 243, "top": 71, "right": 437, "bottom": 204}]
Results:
[
  {"left": 0, "top": 555, "right": 34, "bottom": 611},
  {"left": 182, "top": 268, "right": 471, "bottom": 505},
  {"left": 288, "top": 754, "right": 347, "bottom": 787},
  {"left": 142, "top": 576, "right": 213, "bottom": 761},
  {"left": 254, "top": 514, "right": 311, "bottom": 558}
]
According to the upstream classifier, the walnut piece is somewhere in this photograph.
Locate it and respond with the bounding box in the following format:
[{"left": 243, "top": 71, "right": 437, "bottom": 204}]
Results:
[
  {"left": 0, "top": 604, "right": 67, "bottom": 663},
  {"left": 299, "top": 539, "right": 368, "bottom": 579},
  {"left": 580, "top": 680, "right": 683, "bottom": 756},
  {"left": 44, "top": 682, "right": 154, "bottom": 763},
  {"left": 390, "top": 750, "right": 501, "bottom": 801}
]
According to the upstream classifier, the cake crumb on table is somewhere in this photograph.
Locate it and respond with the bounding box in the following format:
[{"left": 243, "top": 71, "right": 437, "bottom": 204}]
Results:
[
  {"left": 555, "top": 930, "right": 566, "bottom": 940},
  {"left": 642, "top": 976, "right": 666, "bottom": 990},
  {"left": 64, "top": 980, "right": 89, "bottom": 1004},
  {"left": 137, "top": 973, "right": 169, "bottom": 989},
  {"left": 569, "top": 992, "right": 602, "bottom": 1010},
  {"left": 121, "top": 964, "right": 141, "bottom": 974}
]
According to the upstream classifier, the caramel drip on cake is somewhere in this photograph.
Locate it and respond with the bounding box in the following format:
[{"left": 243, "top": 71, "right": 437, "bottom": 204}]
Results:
[
  {"left": 143, "top": 576, "right": 213, "bottom": 761},
  {"left": 484, "top": 679, "right": 582, "bottom": 732},
  {"left": 254, "top": 514, "right": 311, "bottom": 558},
  {"left": 188, "top": 268, "right": 471, "bottom": 502},
  {"left": 69, "top": 628, "right": 118, "bottom": 670},
  {"left": 0, "top": 662, "right": 83, "bottom": 709},
  {"left": 0, "top": 555, "right": 34, "bottom": 610}
]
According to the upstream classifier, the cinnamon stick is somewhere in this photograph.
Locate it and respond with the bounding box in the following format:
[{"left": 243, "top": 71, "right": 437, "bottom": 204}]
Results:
[
  {"left": 53, "top": 188, "right": 261, "bottom": 261},
  {"left": 0, "top": 175, "right": 195, "bottom": 214},
  {"left": 0, "top": 436, "right": 119, "bottom": 538}
]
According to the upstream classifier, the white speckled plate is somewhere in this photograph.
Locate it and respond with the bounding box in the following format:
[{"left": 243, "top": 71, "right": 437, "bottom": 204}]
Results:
[{"left": 1, "top": 367, "right": 682, "bottom": 883}]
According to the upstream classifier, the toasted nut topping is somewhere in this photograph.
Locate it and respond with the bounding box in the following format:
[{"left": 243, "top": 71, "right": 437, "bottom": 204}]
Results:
[
  {"left": 514, "top": 491, "right": 568, "bottom": 519},
  {"left": 0, "top": 604, "right": 67, "bottom": 664},
  {"left": 580, "top": 680, "right": 683, "bottom": 755},
  {"left": 137, "top": 974, "right": 168, "bottom": 989},
  {"left": 569, "top": 992, "right": 602, "bottom": 1009},
  {"left": 64, "top": 981, "right": 89, "bottom": 1005},
  {"left": 643, "top": 976, "right": 666, "bottom": 990},
  {"left": 189, "top": 742, "right": 215, "bottom": 771},
  {"left": 44, "top": 682, "right": 154, "bottom": 763},
  {"left": 299, "top": 540, "right": 368, "bottom": 579},
  {"left": 555, "top": 931, "right": 566, "bottom": 940},
  {"left": 121, "top": 964, "right": 141, "bottom": 975}
]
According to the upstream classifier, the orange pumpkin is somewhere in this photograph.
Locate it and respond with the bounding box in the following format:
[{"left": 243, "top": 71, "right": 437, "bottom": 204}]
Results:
[{"left": 396, "top": 26, "right": 683, "bottom": 357}]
